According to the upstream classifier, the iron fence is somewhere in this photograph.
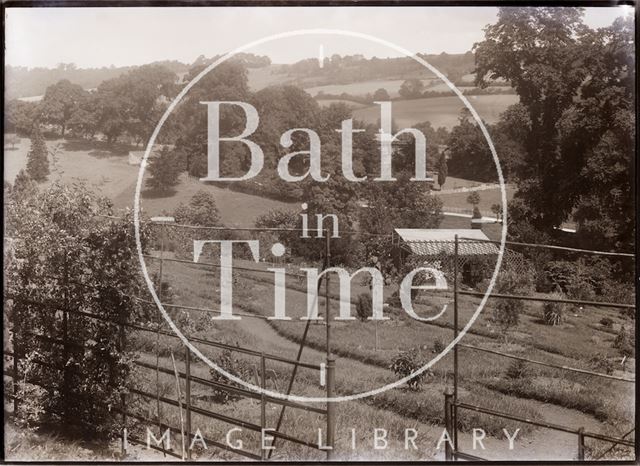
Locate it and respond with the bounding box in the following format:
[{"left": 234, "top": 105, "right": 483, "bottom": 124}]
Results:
[{"left": 445, "top": 235, "right": 636, "bottom": 461}]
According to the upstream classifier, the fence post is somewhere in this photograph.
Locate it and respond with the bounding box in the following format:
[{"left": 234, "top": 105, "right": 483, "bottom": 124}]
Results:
[
  {"left": 453, "top": 235, "right": 459, "bottom": 452},
  {"left": 326, "top": 355, "right": 336, "bottom": 460},
  {"left": 260, "top": 353, "right": 267, "bottom": 461},
  {"left": 119, "top": 305, "right": 127, "bottom": 458},
  {"left": 444, "top": 386, "right": 454, "bottom": 461},
  {"left": 577, "top": 427, "right": 585, "bottom": 460},
  {"left": 325, "top": 231, "right": 331, "bottom": 358},
  {"left": 185, "top": 346, "right": 192, "bottom": 460}
]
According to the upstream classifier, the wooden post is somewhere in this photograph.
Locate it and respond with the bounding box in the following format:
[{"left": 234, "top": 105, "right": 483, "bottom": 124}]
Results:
[
  {"left": 185, "top": 346, "right": 192, "bottom": 460},
  {"left": 453, "top": 235, "right": 459, "bottom": 452},
  {"left": 326, "top": 355, "right": 336, "bottom": 460},
  {"left": 260, "top": 353, "right": 267, "bottom": 461},
  {"left": 169, "top": 351, "right": 185, "bottom": 460},
  {"left": 325, "top": 231, "right": 331, "bottom": 359},
  {"left": 577, "top": 427, "right": 585, "bottom": 460},
  {"left": 155, "top": 220, "right": 166, "bottom": 457},
  {"left": 444, "top": 386, "right": 454, "bottom": 461},
  {"left": 119, "top": 315, "right": 127, "bottom": 458}
]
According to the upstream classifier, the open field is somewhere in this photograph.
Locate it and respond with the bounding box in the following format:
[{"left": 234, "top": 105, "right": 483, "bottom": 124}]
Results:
[
  {"left": 305, "top": 78, "right": 437, "bottom": 98},
  {"left": 316, "top": 99, "right": 368, "bottom": 109},
  {"left": 3, "top": 136, "right": 296, "bottom": 227},
  {"left": 247, "top": 66, "right": 296, "bottom": 91},
  {"left": 352, "top": 94, "right": 519, "bottom": 130},
  {"left": 435, "top": 185, "right": 516, "bottom": 211}
]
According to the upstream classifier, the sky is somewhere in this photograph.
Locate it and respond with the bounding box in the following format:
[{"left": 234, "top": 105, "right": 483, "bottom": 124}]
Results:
[{"left": 4, "top": 6, "right": 633, "bottom": 69}]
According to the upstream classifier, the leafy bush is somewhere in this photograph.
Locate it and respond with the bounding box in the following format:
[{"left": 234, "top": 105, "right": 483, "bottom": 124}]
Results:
[
  {"left": 541, "top": 300, "right": 565, "bottom": 326},
  {"left": 432, "top": 338, "right": 445, "bottom": 354},
  {"left": 209, "top": 349, "right": 252, "bottom": 404},
  {"left": 588, "top": 353, "right": 614, "bottom": 375},
  {"left": 489, "top": 269, "right": 533, "bottom": 338},
  {"left": 505, "top": 359, "right": 530, "bottom": 380},
  {"left": 5, "top": 182, "right": 150, "bottom": 437},
  {"left": 466, "top": 191, "right": 481, "bottom": 206},
  {"left": 599, "top": 317, "right": 613, "bottom": 328},
  {"left": 462, "top": 256, "right": 493, "bottom": 289},
  {"left": 613, "top": 326, "right": 635, "bottom": 358},
  {"left": 390, "top": 349, "right": 427, "bottom": 390},
  {"left": 355, "top": 293, "right": 372, "bottom": 321}
]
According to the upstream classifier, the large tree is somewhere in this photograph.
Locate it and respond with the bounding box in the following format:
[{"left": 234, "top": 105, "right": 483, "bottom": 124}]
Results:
[
  {"left": 399, "top": 79, "right": 424, "bottom": 99},
  {"left": 146, "top": 146, "right": 181, "bottom": 192},
  {"left": 171, "top": 61, "right": 251, "bottom": 178},
  {"left": 474, "top": 8, "right": 634, "bottom": 250},
  {"left": 5, "top": 99, "right": 40, "bottom": 136},
  {"left": 39, "top": 79, "right": 88, "bottom": 137},
  {"left": 94, "top": 64, "right": 177, "bottom": 143},
  {"left": 26, "top": 126, "right": 49, "bottom": 182}
]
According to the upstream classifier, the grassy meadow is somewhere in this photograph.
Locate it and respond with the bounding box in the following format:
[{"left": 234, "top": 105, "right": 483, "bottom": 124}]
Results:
[
  {"left": 305, "top": 78, "right": 438, "bottom": 98},
  {"left": 3, "top": 136, "right": 296, "bottom": 227},
  {"left": 352, "top": 94, "right": 519, "bottom": 130}
]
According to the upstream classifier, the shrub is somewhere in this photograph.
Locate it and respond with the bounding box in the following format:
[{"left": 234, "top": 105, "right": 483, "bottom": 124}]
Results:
[
  {"left": 466, "top": 191, "right": 480, "bottom": 206},
  {"left": 505, "top": 359, "right": 530, "bottom": 380},
  {"left": 462, "top": 256, "right": 492, "bottom": 288},
  {"left": 432, "top": 338, "right": 445, "bottom": 354},
  {"left": 489, "top": 269, "right": 532, "bottom": 338},
  {"left": 390, "top": 349, "right": 426, "bottom": 390},
  {"left": 491, "top": 304, "right": 520, "bottom": 338},
  {"left": 613, "top": 326, "right": 635, "bottom": 358},
  {"left": 621, "top": 307, "right": 635, "bottom": 320},
  {"left": 355, "top": 293, "right": 372, "bottom": 321},
  {"left": 565, "top": 273, "right": 596, "bottom": 303},
  {"left": 209, "top": 349, "right": 252, "bottom": 404},
  {"left": 541, "top": 300, "right": 565, "bottom": 326},
  {"left": 588, "top": 353, "right": 614, "bottom": 375},
  {"left": 599, "top": 317, "right": 613, "bottom": 328}
]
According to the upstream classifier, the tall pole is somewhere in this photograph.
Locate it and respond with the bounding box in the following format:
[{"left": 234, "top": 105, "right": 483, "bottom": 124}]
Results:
[
  {"left": 260, "top": 354, "right": 267, "bottom": 461},
  {"left": 453, "top": 235, "right": 459, "bottom": 452},
  {"left": 185, "top": 346, "right": 192, "bottom": 460},
  {"left": 156, "top": 220, "right": 165, "bottom": 456},
  {"left": 326, "top": 356, "right": 336, "bottom": 460},
  {"left": 150, "top": 217, "right": 174, "bottom": 458},
  {"left": 119, "top": 292, "right": 127, "bottom": 457},
  {"left": 267, "top": 235, "right": 330, "bottom": 459},
  {"left": 444, "top": 386, "right": 454, "bottom": 461},
  {"left": 325, "top": 231, "right": 331, "bottom": 358},
  {"left": 324, "top": 230, "right": 335, "bottom": 460}
]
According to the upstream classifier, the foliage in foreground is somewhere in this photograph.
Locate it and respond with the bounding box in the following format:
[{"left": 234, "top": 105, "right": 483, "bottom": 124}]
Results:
[{"left": 5, "top": 182, "right": 150, "bottom": 436}]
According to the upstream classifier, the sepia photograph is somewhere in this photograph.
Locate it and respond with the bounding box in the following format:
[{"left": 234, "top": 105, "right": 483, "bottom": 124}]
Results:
[{"left": 2, "top": 2, "right": 637, "bottom": 463}]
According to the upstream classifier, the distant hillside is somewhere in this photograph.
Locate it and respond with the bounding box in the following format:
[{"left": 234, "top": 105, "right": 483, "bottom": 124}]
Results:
[
  {"left": 278, "top": 51, "right": 476, "bottom": 89},
  {"left": 6, "top": 51, "right": 476, "bottom": 100},
  {"left": 5, "top": 61, "right": 190, "bottom": 99}
]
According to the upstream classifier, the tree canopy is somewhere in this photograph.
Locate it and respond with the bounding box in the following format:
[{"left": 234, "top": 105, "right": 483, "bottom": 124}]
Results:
[{"left": 474, "top": 8, "right": 634, "bottom": 250}]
